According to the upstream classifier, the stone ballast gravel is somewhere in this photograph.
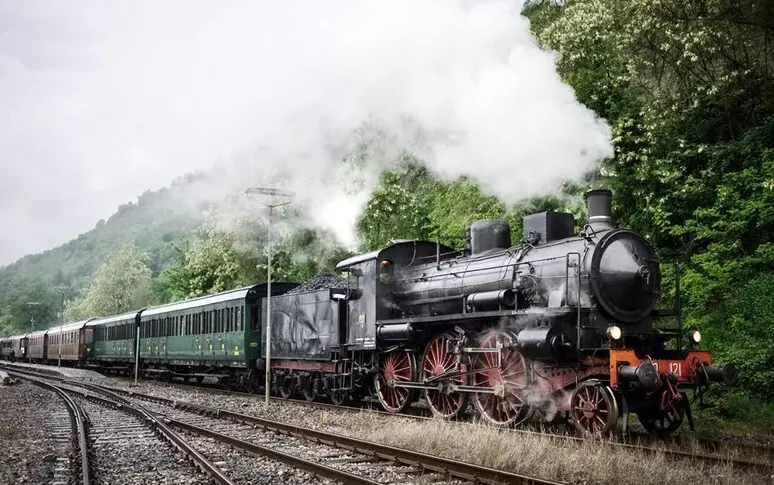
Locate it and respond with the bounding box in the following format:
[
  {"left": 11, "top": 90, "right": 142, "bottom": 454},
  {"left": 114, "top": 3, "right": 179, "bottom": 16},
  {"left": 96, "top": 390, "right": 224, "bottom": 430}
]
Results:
[
  {"left": 127, "top": 393, "right": 418, "bottom": 484},
  {"left": 84, "top": 378, "right": 774, "bottom": 485},
  {"left": 103, "top": 378, "right": 418, "bottom": 436},
  {"left": 0, "top": 382, "right": 75, "bottom": 485},
  {"left": 76, "top": 396, "right": 211, "bottom": 485}
]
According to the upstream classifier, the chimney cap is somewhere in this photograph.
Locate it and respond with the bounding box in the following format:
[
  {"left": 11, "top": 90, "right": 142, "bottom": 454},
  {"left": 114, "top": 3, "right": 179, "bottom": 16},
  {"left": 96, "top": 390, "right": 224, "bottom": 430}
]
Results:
[{"left": 585, "top": 188, "right": 613, "bottom": 198}]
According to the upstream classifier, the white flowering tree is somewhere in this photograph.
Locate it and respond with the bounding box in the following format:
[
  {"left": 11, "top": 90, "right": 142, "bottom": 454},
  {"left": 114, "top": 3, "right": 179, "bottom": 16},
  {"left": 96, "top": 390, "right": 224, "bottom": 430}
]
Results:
[{"left": 528, "top": 0, "right": 774, "bottom": 398}]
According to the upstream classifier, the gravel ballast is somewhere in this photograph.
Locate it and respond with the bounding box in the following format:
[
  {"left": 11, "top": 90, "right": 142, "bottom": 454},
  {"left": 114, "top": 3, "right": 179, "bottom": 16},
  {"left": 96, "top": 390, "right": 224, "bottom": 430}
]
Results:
[
  {"left": 0, "top": 382, "right": 75, "bottom": 484},
  {"left": 98, "top": 379, "right": 774, "bottom": 485}
]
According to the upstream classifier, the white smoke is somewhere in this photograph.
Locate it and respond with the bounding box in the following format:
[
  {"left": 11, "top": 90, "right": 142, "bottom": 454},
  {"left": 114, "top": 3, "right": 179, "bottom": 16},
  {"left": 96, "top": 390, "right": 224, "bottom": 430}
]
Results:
[{"left": 1, "top": 0, "right": 612, "bottom": 255}]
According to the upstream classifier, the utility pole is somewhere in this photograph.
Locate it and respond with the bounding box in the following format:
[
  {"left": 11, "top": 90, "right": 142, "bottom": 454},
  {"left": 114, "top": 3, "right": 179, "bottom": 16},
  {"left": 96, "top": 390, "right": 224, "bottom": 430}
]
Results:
[
  {"left": 26, "top": 302, "right": 41, "bottom": 363},
  {"left": 245, "top": 186, "right": 294, "bottom": 407},
  {"left": 54, "top": 286, "right": 69, "bottom": 368}
]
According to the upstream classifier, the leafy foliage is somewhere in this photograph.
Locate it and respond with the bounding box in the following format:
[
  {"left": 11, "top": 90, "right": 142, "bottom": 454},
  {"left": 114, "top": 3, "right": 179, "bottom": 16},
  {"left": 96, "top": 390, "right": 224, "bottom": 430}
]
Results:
[
  {"left": 0, "top": 178, "right": 200, "bottom": 333},
  {"left": 0, "top": 280, "right": 61, "bottom": 336},
  {"left": 66, "top": 245, "right": 155, "bottom": 319},
  {"left": 529, "top": 0, "right": 774, "bottom": 399},
  {"left": 152, "top": 225, "right": 351, "bottom": 302}
]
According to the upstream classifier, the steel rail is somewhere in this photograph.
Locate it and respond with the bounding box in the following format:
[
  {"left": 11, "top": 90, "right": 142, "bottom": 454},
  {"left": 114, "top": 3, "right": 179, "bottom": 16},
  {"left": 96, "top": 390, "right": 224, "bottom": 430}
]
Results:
[
  {"left": 27, "top": 377, "right": 91, "bottom": 485},
  {"left": 8, "top": 371, "right": 235, "bottom": 485},
  {"left": 55, "top": 386, "right": 91, "bottom": 485},
  {"left": 87, "top": 379, "right": 774, "bottom": 477},
  {"left": 167, "top": 419, "right": 383, "bottom": 485},
  {"left": 87, "top": 382, "right": 562, "bottom": 485},
  {"left": 5, "top": 363, "right": 774, "bottom": 475},
  {"left": 141, "top": 375, "right": 774, "bottom": 470}
]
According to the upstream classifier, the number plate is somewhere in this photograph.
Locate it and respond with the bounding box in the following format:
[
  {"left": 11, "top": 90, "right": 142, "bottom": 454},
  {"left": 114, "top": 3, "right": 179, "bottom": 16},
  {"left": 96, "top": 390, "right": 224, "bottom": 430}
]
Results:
[{"left": 658, "top": 361, "right": 684, "bottom": 378}]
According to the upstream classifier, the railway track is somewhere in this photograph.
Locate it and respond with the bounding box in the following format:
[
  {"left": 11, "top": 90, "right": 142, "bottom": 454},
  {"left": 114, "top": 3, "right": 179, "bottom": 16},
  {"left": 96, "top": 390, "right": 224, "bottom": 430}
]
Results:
[
  {"left": 80, "top": 377, "right": 774, "bottom": 477},
  {"left": 30, "top": 377, "right": 90, "bottom": 485},
  {"left": 9, "top": 368, "right": 561, "bottom": 485},
  {"left": 113, "top": 371, "right": 774, "bottom": 472},
  {"left": 12, "top": 361, "right": 772, "bottom": 460},
  {"left": 6, "top": 364, "right": 774, "bottom": 480},
  {"left": 85, "top": 381, "right": 556, "bottom": 485},
  {"left": 10, "top": 371, "right": 233, "bottom": 485}
]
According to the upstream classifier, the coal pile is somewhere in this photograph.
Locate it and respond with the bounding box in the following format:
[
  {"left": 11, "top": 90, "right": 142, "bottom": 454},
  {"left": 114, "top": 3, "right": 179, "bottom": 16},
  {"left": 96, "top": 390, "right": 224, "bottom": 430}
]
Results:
[{"left": 285, "top": 274, "right": 349, "bottom": 295}]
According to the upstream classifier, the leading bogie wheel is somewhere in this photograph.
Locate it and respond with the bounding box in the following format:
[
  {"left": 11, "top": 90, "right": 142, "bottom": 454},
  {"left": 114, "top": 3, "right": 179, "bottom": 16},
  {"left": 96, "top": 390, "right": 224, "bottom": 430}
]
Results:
[
  {"left": 637, "top": 405, "right": 684, "bottom": 437},
  {"left": 570, "top": 381, "right": 619, "bottom": 436},
  {"left": 471, "top": 329, "right": 531, "bottom": 427},
  {"left": 375, "top": 350, "right": 418, "bottom": 413},
  {"left": 421, "top": 332, "right": 468, "bottom": 419}
]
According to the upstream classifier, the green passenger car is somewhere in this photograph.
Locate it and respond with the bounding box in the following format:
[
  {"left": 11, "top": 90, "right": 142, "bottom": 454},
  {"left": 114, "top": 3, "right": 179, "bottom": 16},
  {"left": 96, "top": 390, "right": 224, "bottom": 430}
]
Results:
[
  {"left": 87, "top": 311, "right": 140, "bottom": 372},
  {"left": 136, "top": 283, "right": 296, "bottom": 386}
]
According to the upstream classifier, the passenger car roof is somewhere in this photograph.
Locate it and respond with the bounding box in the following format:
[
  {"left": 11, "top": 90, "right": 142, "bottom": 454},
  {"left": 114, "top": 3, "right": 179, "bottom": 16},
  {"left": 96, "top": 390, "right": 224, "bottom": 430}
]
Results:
[
  {"left": 86, "top": 311, "right": 140, "bottom": 327},
  {"left": 48, "top": 319, "right": 96, "bottom": 335},
  {"left": 141, "top": 286, "right": 254, "bottom": 317}
]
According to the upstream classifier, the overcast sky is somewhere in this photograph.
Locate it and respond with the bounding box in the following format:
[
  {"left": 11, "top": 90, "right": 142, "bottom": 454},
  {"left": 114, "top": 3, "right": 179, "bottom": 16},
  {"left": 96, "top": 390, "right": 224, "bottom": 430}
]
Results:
[
  {"left": 0, "top": 1, "right": 612, "bottom": 267},
  {"left": 0, "top": 2, "right": 228, "bottom": 265}
]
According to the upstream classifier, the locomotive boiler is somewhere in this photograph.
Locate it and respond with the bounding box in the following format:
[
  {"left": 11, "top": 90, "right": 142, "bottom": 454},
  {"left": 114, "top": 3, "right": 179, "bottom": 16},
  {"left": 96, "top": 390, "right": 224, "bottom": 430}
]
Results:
[{"left": 325, "top": 189, "right": 735, "bottom": 435}]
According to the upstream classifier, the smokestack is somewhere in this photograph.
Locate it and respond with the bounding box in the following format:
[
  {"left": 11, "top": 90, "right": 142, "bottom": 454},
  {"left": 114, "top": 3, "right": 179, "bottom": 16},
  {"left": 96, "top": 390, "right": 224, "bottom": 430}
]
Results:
[{"left": 585, "top": 189, "right": 614, "bottom": 230}]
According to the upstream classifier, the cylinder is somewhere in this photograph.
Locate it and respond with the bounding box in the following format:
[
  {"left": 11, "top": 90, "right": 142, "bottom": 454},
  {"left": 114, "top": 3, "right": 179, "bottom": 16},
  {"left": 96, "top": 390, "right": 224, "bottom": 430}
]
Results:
[
  {"left": 376, "top": 323, "right": 417, "bottom": 343},
  {"left": 466, "top": 289, "right": 516, "bottom": 310},
  {"left": 585, "top": 189, "right": 613, "bottom": 229},
  {"left": 516, "top": 326, "right": 575, "bottom": 360}
]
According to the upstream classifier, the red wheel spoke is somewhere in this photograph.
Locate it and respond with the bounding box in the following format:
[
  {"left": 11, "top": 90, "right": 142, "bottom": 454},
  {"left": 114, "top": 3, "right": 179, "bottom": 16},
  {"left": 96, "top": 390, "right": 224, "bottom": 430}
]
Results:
[
  {"left": 377, "top": 350, "right": 417, "bottom": 413},
  {"left": 571, "top": 383, "right": 617, "bottom": 436},
  {"left": 422, "top": 334, "right": 467, "bottom": 419},
  {"left": 471, "top": 330, "right": 529, "bottom": 427}
]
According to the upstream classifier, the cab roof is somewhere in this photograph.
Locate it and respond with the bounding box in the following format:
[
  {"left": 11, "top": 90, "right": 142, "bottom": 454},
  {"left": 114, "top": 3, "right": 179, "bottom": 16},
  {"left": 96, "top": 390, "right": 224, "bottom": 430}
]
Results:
[{"left": 335, "top": 240, "right": 457, "bottom": 270}]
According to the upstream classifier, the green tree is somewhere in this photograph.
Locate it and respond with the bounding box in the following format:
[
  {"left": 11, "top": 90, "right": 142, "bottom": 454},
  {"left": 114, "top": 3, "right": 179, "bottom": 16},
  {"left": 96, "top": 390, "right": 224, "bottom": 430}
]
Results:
[
  {"left": 530, "top": 0, "right": 774, "bottom": 398},
  {"left": 67, "top": 245, "right": 155, "bottom": 319},
  {"left": 0, "top": 279, "right": 60, "bottom": 336}
]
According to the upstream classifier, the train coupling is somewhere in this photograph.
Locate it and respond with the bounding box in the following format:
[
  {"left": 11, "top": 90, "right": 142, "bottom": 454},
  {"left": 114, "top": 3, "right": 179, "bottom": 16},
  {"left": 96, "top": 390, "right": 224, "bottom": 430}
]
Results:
[
  {"left": 617, "top": 362, "right": 659, "bottom": 390},
  {"left": 697, "top": 364, "right": 738, "bottom": 386}
]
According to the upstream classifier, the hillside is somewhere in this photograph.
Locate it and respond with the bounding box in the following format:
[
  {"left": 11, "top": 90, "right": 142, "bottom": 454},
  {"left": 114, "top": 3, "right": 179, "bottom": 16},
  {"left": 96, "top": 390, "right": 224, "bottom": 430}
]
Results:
[{"left": 0, "top": 174, "right": 204, "bottom": 333}]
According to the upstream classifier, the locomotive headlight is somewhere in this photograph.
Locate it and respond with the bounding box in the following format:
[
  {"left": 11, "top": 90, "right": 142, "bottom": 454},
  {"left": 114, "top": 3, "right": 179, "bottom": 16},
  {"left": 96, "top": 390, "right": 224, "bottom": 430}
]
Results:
[
  {"left": 689, "top": 330, "right": 702, "bottom": 344},
  {"left": 605, "top": 325, "right": 622, "bottom": 341}
]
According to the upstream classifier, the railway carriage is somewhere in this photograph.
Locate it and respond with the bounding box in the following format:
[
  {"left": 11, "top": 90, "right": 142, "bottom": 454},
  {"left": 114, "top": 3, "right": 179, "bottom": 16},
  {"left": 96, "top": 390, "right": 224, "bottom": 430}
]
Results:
[
  {"left": 27, "top": 329, "right": 48, "bottom": 361},
  {"left": 137, "top": 283, "right": 296, "bottom": 385},
  {"left": 47, "top": 319, "right": 94, "bottom": 363},
  {"left": 0, "top": 336, "right": 13, "bottom": 359},
  {"left": 10, "top": 334, "right": 28, "bottom": 361},
  {"left": 88, "top": 312, "right": 140, "bottom": 372}
]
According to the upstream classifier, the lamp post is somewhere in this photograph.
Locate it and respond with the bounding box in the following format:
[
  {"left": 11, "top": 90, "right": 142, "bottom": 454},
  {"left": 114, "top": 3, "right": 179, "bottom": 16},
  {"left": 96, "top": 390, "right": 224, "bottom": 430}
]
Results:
[
  {"left": 26, "top": 302, "right": 41, "bottom": 363},
  {"left": 246, "top": 186, "right": 294, "bottom": 407},
  {"left": 54, "top": 286, "right": 69, "bottom": 368}
]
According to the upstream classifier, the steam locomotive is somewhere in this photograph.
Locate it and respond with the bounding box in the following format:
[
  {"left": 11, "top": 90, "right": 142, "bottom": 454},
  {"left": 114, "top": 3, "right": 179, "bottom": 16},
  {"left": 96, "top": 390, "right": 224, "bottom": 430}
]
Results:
[
  {"left": 1, "top": 189, "right": 735, "bottom": 436},
  {"left": 275, "top": 188, "right": 735, "bottom": 436}
]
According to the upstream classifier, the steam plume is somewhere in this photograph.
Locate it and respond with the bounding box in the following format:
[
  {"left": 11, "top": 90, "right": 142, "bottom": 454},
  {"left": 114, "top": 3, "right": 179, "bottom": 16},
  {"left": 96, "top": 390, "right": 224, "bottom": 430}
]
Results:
[{"left": 0, "top": 0, "right": 613, "bottom": 257}]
